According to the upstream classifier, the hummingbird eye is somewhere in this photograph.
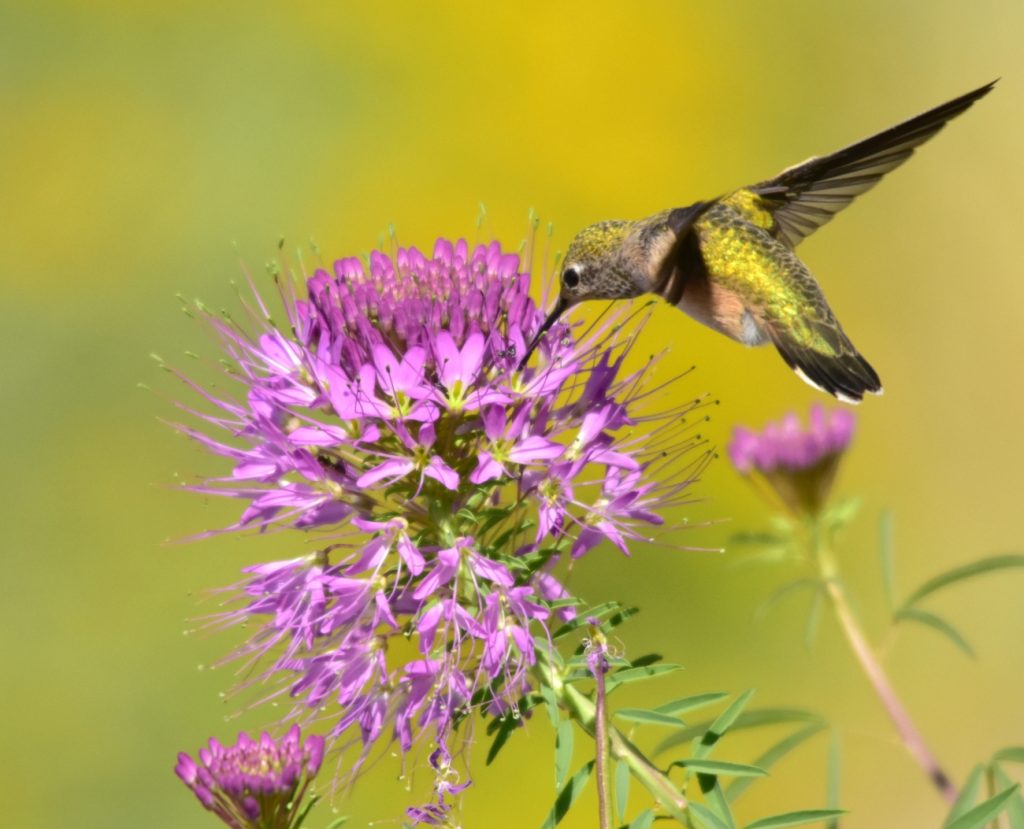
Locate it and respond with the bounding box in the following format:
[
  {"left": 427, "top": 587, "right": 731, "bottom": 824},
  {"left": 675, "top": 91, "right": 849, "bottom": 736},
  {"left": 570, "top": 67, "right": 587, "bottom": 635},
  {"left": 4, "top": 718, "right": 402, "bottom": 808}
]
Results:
[{"left": 562, "top": 266, "right": 581, "bottom": 289}]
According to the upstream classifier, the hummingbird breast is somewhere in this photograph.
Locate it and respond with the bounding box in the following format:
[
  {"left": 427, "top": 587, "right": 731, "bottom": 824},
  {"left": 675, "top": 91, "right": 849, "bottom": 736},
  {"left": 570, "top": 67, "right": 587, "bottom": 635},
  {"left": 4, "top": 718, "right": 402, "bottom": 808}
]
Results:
[{"left": 676, "top": 272, "right": 769, "bottom": 346}]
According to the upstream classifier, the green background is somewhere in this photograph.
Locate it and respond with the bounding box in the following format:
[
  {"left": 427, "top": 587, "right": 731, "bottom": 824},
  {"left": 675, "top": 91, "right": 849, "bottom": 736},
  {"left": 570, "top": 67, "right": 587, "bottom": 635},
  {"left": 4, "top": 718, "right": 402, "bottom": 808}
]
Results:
[{"left": 3, "top": 2, "right": 1022, "bottom": 827}]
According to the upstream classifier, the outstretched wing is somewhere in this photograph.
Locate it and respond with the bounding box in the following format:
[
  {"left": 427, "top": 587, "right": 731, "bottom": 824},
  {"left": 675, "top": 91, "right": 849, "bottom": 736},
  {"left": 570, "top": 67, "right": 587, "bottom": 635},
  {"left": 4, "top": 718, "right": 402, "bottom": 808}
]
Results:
[{"left": 751, "top": 80, "right": 996, "bottom": 248}]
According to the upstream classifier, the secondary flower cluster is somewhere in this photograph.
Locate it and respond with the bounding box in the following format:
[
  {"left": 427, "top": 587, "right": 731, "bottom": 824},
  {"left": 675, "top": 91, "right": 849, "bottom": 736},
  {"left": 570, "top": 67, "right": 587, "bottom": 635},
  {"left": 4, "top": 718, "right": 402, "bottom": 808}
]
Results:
[
  {"left": 175, "top": 726, "right": 324, "bottom": 829},
  {"left": 174, "top": 237, "right": 708, "bottom": 808},
  {"left": 728, "top": 405, "right": 855, "bottom": 515}
]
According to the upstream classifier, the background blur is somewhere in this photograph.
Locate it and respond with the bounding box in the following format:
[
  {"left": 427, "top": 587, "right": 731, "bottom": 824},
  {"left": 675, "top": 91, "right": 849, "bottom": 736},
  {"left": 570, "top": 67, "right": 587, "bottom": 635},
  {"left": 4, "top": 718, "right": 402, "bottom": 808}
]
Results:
[{"left": 3, "top": 2, "right": 1022, "bottom": 827}]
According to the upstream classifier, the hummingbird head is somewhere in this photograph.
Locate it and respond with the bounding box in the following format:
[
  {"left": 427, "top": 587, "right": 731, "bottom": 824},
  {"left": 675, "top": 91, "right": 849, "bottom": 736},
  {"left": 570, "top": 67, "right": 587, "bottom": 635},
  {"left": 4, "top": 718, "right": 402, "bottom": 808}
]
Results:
[
  {"left": 559, "top": 220, "right": 637, "bottom": 304},
  {"left": 518, "top": 220, "right": 639, "bottom": 370}
]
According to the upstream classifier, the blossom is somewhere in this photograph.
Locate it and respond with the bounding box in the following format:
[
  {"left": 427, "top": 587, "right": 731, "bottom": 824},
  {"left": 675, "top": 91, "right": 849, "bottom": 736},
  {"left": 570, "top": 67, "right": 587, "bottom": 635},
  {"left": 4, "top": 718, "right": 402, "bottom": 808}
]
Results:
[
  {"left": 728, "top": 405, "right": 855, "bottom": 514},
  {"left": 175, "top": 725, "right": 324, "bottom": 829},
  {"left": 172, "top": 236, "right": 710, "bottom": 802}
]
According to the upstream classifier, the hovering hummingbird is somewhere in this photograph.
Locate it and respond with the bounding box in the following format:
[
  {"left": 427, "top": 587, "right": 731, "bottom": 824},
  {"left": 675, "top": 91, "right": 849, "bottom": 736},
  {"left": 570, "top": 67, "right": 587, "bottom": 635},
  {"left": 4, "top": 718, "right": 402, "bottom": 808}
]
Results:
[{"left": 520, "top": 81, "right": 996, "bottom": 402}]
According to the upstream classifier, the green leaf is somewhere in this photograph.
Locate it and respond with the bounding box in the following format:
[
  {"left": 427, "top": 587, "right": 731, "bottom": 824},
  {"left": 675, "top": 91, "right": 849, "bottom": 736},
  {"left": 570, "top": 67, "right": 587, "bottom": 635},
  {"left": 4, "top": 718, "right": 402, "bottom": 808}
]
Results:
[
  {"left": 486, "top": 715, "right": 519, "bottom": 765},
  {"left": 823, "top": 496, "right": 861, "bottom": 530},
  {"left": 994, "top": 747, "right": 1024, "bottom": 764},
  {"left": 745, "top": 809, "right": 847, "bottom": 829},
  {"left": 944, "top": 785, "right": 1020, "bottom": 829},
  {"left": 726, "top": 723, "right": 827, "bottom": 803},
  {"left": 879, "top": 509, "right": 895, "bottom": 612},
  {"left": 615, "top": 708, "right": 687, "bottom": 728},
  {"left": 539, "top": 760, "right": 594, "bottom": 829},
  {"left": 669, "top": 759, "right": 768, "bottom": 778},
  {"left": 322, "top": 818, "right": 349, "bottom": 829},
  {"left": 702, "top": 690, "right": 757, "bottom": 747},
  {"left": 627, "top": 809, "right": 656, "bottom": 829},
  {"left": 825, "top": 731, "right": 841, "bottom": 829},
  {"left": 605, "top": 664, "right": 683, "bottom": 693},
  {"left": 684, "top": 690, "right": 757, "bottom": 786},
  {"left": 540, "top": 684, "right": 560, "bottom": 729},
  {"left": 656, "top": 691, "right": 730, "bottom": 716},
  {"left": 690, "top": 802, "right": 733, "bottom": 829},
  {"left": 755, "top": 580, "right": 821, "bottom": 623},
  {"left": 615, "top": 760, "right": 630, "bottom": 825},
  {"left": 656, "top": 706, "right": 824, "bottom": 756},
  {"left": 895, "top": 607, "right": 975, "bottom": 658},
  {"left": 899, "top": 554, "right": 1024, "bottom": 613},
  {"left": 992, "top": 765, "right": 1024, "bottom": 829},
  {"left": 704, "top": 781, "right": 739, "bottom": 829},
  {"left": 944, "top": 765, "right": 985, "bottom": 826},
  {"left": 555, "top": 720, "right": 573, "bottom": 790}
]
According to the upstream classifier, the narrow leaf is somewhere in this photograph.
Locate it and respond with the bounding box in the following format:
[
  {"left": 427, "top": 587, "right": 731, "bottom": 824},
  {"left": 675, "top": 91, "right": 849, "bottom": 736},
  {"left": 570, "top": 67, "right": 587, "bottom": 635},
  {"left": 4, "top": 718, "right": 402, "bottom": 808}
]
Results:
[
  {"left": 690, "top": 802, "right": 732, "bottom": 829},
  {"left": 657, "top": 706, "right": 824, "bottom": 756},
  {"left": 323, "top": 819, "right": 350, "bottom": 829},
  {"left": 992, "top": 765, "right": 1024, "bottom": 829},
  {"left": 705, "top": 781, "right": 739, "bottom": 829},
  {"left": 944, "top": 765, "right": 986, "bottom": 826},
  {"left": 994, "top": 748, "right": 1024, "bottom": 765},
  {"left": 899, "top": 554, "right": 1024, "bottom": 613},
  {"left": 669, "top": 759, "right": 768, "bottom": 778},
  {"left": 615, "top": 760, "right": 630, "bottom": 825},
  {"left": 895, "top": 607, "right": 975, "bottom": 658},
  {"left": 703, "top": 690, "right": 757, "bottom": 746},
  {"left": 656, "top": 691, "right": 730, "bottom": 716},
  {"left": 555, "top": 720, "right": 573, "bottom": 790},
  {"left": 944, "top": 785, "right": 1020, "bottom": 829},
  {"left": 754, "top": 580, "right": 820, "bottom": 622},
  {"left": 486, "top": 716, "right": 518, "bottom": 765},
  {"left": 627, "top": 809, "right": 656, "bottom": 829},
  {"left": 879, "top": 509, "right": 895, "bottom": 612},
  {"left": 826, "top": 731, "right": 841, "bottom": 829},
  {"left": 726, "top": 723, "right": 827, "bottom": 803},
  {"left": 615, "top": 709, "right": 687, "bottom": 728},
  {"left": 539, "top": 760, "right": 594, "bottom": 829},
  {"left": 605, "top": 664, "right": 682, "bottom": 693},
  {"left": 540, "top": 684, "right": 560, "bottom": 729},
  {"left": 746, "top": 809, "right": 847, "bottom": 829}
]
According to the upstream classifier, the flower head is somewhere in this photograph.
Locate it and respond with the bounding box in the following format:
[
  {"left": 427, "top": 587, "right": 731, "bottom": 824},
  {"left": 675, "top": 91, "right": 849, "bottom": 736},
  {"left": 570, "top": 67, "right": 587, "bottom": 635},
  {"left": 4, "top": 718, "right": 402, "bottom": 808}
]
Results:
[
  {"left": 172, "top": 236, "right": 710, "bottom": 800},
  {"left": 728, "top": 405, "right": 855, "bottom": 514},
  {"left": 175, "top": 725, "right": 324, "bottom": 829}
]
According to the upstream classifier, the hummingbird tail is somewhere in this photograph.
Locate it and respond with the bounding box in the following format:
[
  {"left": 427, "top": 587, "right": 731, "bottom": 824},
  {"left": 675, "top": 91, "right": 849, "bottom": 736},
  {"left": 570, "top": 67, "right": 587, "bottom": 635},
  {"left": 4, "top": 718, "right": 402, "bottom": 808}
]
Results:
[{"left": 768, "top": 328, "right": 883, "bottom": 404}]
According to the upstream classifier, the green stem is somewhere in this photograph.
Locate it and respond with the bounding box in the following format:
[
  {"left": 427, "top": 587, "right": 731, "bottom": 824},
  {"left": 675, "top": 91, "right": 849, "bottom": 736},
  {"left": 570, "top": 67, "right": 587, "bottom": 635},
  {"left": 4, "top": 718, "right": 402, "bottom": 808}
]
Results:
[
  {"left": 811, "top": 523, "right": 957, "bottom": 805},
  {"left": 533, "top": 654, "right": 689, "bottom": 823},
  {"left": 594, "top": 652, "right": 612, "bottom": 829}
]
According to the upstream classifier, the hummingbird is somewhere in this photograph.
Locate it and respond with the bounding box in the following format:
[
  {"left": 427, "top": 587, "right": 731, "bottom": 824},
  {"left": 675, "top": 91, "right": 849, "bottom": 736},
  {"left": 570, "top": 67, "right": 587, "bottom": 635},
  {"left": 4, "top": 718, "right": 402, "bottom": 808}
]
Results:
[{"left": 520, "top": 81, "right": 996, "bottom": 402}]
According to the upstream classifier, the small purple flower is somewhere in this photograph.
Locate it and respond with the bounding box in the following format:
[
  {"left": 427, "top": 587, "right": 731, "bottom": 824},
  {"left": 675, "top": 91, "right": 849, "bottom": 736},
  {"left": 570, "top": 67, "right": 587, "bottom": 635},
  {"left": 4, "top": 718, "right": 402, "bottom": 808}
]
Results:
[
  {"left": 728, "top": 405, "right": 855, "bottom": 514},
  {"left": 172, "top": 236, "right": 711, "bottom": 807},
  {"left": 175, "top": 725, "right": 324, "bottom": 829}
]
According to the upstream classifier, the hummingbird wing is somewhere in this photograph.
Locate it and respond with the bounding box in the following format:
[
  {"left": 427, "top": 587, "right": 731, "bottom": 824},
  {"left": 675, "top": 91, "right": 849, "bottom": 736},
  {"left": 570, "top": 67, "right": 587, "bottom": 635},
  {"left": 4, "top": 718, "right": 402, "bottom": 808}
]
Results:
[
  {"left": 750, "top": 80, "right": 996, "bottom": 248},
  {"left": 741, "top": 242, "right": 882, "bottom": 402}
]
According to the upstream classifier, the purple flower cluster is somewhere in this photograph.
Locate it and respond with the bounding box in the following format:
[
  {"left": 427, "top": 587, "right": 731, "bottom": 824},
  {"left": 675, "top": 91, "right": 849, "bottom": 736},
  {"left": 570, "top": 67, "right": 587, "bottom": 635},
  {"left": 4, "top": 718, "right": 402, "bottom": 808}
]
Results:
[
  {"left": 728, "top": 405, "right": 855, "bottom": 514},
  {"left": 175, "top": 726, "right": 324, "bottom": 829},
  {"left": 174, "top": 238, "right": 707, "bottom": 804}
]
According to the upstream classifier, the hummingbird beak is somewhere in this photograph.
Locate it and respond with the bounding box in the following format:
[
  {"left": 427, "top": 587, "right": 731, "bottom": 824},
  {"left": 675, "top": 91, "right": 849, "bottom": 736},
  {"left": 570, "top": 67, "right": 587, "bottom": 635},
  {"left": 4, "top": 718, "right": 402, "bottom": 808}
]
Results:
[{"left": 517, "top": 295, "right": 569, "bottom": 371}]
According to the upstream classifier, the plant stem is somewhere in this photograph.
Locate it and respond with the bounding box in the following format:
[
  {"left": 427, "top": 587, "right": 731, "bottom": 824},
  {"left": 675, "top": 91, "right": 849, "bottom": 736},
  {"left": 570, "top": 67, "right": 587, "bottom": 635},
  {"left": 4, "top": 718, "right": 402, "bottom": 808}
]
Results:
[
  {"left": 533, "top": 655, "right": 689, "bottom": 822},
  {"left": 594, "top": 652, "right": 612, "bottom": 829},
  {"left": 813, "top": 528, "right": 957, "bottom": 805}
]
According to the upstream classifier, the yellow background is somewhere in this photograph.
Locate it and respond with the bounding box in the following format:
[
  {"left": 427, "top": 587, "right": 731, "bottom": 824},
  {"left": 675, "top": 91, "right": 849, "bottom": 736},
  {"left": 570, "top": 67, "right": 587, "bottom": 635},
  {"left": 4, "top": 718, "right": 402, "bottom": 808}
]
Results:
[{"left": 2, "top": 2, "right": 1022, "bottom": 827}]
